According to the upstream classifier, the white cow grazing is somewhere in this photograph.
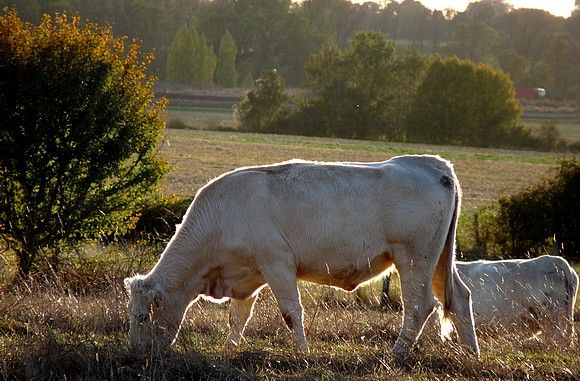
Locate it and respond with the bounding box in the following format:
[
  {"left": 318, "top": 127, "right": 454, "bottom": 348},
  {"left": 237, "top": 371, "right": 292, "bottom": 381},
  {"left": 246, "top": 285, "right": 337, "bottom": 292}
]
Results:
[
  {"left": 456, "top": 256, "right": 579, "bottom": 343},
  {"left": 125, "top": 155, "right": 479, "bottom": 365}
]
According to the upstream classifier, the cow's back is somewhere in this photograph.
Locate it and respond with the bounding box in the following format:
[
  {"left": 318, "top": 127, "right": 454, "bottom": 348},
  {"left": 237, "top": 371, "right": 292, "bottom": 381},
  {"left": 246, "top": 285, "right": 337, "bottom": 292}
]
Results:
[
  {"left": 205, "top": 156, "right": 455, "bottom": 236},
  {"left": 457, "top": 256, "right": 577, "bottom": 331}
]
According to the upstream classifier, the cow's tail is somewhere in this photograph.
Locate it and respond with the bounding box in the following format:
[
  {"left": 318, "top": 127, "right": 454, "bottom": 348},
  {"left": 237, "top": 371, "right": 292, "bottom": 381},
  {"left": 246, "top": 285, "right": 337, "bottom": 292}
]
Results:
[{"left": 433, "top": 176, "right": 462, "bottom": 341}]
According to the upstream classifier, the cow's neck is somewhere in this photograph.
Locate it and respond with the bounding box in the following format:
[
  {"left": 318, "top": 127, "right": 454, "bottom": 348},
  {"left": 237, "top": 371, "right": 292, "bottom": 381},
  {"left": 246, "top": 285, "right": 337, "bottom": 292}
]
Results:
[{"left": 146, "top": 235, "right": 211, "bottom": 300}]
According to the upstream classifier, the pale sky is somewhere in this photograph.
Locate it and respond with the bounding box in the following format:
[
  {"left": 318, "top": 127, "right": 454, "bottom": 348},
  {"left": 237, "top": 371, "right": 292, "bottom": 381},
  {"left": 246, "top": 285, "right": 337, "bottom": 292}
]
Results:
[
  {"left": 298, "top": 1, "right": 577, "bottom": 17},
  {"left": 402, "top": 1, "right": 575, "bottom": 18}
]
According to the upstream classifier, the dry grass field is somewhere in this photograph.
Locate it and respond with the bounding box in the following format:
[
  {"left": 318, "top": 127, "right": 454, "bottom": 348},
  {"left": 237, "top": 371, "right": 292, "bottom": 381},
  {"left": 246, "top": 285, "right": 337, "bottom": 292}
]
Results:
[
  {"left": 159, "top": 129, "right": 563, "bottom": 211},
  {"left": 1, "top": 129, "right": 579, "bottom": 380},
  {"left": 167, "top": 105, "right": 237, "bottom": 131}
]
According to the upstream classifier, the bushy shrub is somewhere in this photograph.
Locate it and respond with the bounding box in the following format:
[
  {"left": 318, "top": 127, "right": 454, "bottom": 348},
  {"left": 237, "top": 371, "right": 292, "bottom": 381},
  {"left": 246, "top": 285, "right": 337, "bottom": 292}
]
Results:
[
  {"left": 129, "top": 196, "right": 192, "bottom": 241},
  {"left": 0, "top": 10, "right": 167, "bottom": 277},
  {"left": 467, "top": 160, "right": 580, "bottom": 261},
  {"left": 407, "top": 56, "right": 523, "bottom": 148},
  {"left": 235, "top": 69, "right": 288, "bottom": 133}
]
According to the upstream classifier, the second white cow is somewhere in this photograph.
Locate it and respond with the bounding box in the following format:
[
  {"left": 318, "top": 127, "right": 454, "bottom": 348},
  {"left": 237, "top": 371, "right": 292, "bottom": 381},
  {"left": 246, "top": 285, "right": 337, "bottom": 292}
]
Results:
[
  {"left": 125, "top": 155, "right": 479, "bottom": 365},
  {"left": 457, "top": 255, "right": 578, "bottom": 343}
]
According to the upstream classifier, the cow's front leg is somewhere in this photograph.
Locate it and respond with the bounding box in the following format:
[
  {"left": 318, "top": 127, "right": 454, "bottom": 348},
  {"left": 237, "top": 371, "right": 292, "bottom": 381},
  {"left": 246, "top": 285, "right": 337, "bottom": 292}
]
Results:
[
  {"left": 262, "top": 269, "right": 308, "bottom": 352},
  {"left": 225, "top": 295, "right": 259, "bottom": 349}
]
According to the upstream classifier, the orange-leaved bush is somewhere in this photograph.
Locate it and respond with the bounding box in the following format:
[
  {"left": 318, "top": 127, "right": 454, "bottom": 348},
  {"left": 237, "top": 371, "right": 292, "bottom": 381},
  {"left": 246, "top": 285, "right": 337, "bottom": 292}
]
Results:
[{"left": 0, "top": 9, "right": 167, "bottom": 277}]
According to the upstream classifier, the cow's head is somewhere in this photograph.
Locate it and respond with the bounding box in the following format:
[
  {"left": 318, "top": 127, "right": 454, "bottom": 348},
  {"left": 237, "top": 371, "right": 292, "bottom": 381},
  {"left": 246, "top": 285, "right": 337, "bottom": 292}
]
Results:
[{"left": 124, "top": 275, "right": 180, "bottom": 357}]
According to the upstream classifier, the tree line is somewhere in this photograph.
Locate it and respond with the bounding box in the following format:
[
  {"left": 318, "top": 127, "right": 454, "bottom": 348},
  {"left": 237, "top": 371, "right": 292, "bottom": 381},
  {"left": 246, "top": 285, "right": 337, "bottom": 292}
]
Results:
[
  {"left": 236, "top": 32, "right": 565, "bottom": 151},
  {"left": 2, "top": 0, "right": 579, "bottom": 100}
]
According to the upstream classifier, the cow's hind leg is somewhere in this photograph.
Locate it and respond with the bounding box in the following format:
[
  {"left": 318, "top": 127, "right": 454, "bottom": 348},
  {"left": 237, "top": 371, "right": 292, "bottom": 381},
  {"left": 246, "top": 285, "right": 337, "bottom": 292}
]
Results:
[
  {"left": 394, "top": 262, "right": 439, "bottom": 367},
  {"left": 448, "top": 270, "right": 479, "bottom": 354},
  {"left": 261, "top": 268, "right": 308, "bottom": 352},
  {"left": 225, "top": 295, "right": 259, "bottom": 349}
]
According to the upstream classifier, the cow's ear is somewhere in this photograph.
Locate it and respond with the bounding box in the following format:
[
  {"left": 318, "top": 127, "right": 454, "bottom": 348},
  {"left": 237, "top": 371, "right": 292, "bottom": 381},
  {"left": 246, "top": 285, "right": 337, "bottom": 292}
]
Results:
[
  {"left": 124, "top": 277, "right": 133, "bottom": 292},
  {"left": 124, "top": 275, "right": 145, "bottom": 293}
]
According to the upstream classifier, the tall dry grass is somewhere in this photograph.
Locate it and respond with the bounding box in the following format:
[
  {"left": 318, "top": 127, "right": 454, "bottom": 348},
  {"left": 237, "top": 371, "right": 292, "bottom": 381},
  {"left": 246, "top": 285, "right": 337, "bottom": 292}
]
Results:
[{"left": 0, "top": 244, "right": 578, "bottom": 380}]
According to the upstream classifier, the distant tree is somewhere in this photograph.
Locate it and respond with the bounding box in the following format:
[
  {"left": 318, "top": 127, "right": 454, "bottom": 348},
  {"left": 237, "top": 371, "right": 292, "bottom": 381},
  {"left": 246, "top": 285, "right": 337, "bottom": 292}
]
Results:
[
  {"left": 204, "top": 0, "right": 312, "bottom": 86},
  {"left": 380, "top": 49, "right": 429, "bottom": 140},
  {"left": 396, "top": 0, "right": 431, "bottom": 47},
  {"left": 462, "top": 0, "right": 511, "bottom": 24},
  {"left": 407, "top": 56, "right": 522, "bottom": 147},
  {"left": 541, "top": 34, "right": 580, "bottom": 100},
  {"left": 235, "top": 70, "right": 288, "bottom": 133},
  {"left": 298, "top": 0, "right": 358, "bottom": 46},
  {"left": 166, "top": 25, "right": 197, "bottom": 83},
  {"left": 241, "top": 72, "right": 254, "bottom": 88},
  {"left": 303, "top": 32, "right": 398, "bottom": 140},
  {"left": 298, "top": 32, "right": 428, "bottom": 141},
  {"left": 215, "top": 30, "right": 238, "bottom": 87},
  {"left": 497, "top": 8, "right": 560, "bottom": 60},
  {"left": 166, "top": 24, "right": 216, "bottom": 86},
  {"left": 197, "top": 35, "right": 217, "bottom": 86},
  {"left": 537, "top": 120, "right": 564, "bottom": 151},
  {"left": 529, "top": 60, "right": 555, "bottom": 90},
  {"left": 564, "top": 11, "right": 580, "bottom": 41},
  {"left": 429, "top": 10, "right": 447, "bottom": 49},
  {"left": 382, "top": 0, "right": 402, "bottom": 40},
  {"left": 448, "top": 21, "right": 501, "bottom": 62},
  {"left": 498, "top": 49, "right": 527, "bottom": 85},
  {"left": 0, "top": 10, "right": 167, "bottom": 277}
]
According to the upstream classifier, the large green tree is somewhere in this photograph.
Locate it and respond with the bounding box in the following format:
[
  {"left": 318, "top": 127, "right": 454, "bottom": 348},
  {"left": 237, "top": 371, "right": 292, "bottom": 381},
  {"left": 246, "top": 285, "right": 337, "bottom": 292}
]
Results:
[
  {"left": 166, "top": 24, "right": 216, "bottom": 86},
  {"left": 215, "top": 30, "right": 239, "bottom": 87},
  {"left": 407, "top": 56, "right": 522, "bottom": 147},
  {"left": 0, "top": 10, "right": 167, "bottom": 277},
  {"left": 300, "top": 32, "right": 425, "bottom": 140},
  {"left": 166, "top": 24, "right": 197, "bottom": 84}
]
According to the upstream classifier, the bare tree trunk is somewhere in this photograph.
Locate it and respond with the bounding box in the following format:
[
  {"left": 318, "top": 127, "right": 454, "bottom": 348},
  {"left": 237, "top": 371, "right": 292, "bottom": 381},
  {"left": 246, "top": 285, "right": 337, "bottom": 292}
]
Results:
[{"left": 16, "top": 248, "right": 35, "bottom": 279}]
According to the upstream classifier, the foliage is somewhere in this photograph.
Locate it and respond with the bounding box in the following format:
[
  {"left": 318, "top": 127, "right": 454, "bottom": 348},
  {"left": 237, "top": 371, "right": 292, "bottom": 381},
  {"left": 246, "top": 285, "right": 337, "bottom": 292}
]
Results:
[
  {"left": 446, "top": 21, "right": 501, "bottom": 62},
  {"left": 302, "top": 32, "right": 396, "bottom": 140},
  {"left": 289, "top": 32, "right": 427, "bottom": 141},
  {"left": 470, "top": 160, "right": 580, "bottom": 261},
  {"left": 407, "top": 56, "right": 523, "bottom": 147},
  {"left": 128, "top": 195, "right": 191, "bottom": 241},
  {"left": 166, "top": 25, "right": 197, "bottom": 84},
  {"left": 241, "top": 72, "right": 254, "bottom": 88},
  {"left": 235, "top": 69, "right": 288, "bottom": 133},
  {"left": 215, "top": 30, "right": 238, "bottom": 88},
  {"left": 498, "top": 49, "right": 527, "bottom": 84},
  {"left": 0, "top": 10, "right": 167, "bottom": 277},
  {"left": 166, "top": 24, "right": 216, "bottom": 86},
  {"left": 197, "top": 34, "right": 217, "bottom": 86},
  {"left": 2, "top": 0, "right": 579, "bottom": 97},
  {"left": 536, "top": 120, "right": 565, "bottom": 151}
]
